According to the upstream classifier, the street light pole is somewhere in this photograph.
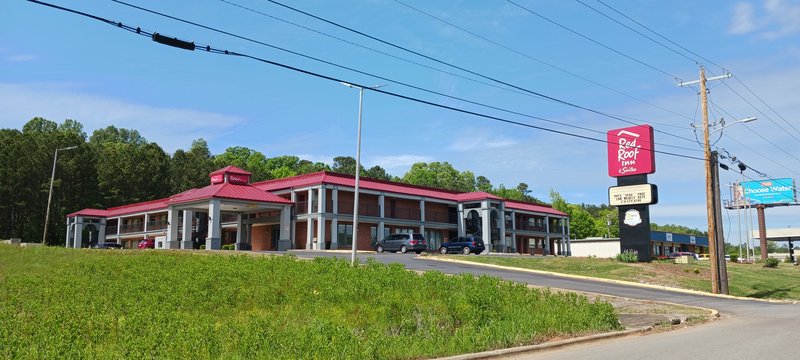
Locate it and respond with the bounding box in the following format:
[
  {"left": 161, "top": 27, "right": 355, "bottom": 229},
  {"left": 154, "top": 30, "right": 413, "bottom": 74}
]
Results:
[
  {"left": 43, "top": 145, "right": 77, "bottom": 244},
  {"left": 342, "top": 82, "right": 385, "bottom": 266}
]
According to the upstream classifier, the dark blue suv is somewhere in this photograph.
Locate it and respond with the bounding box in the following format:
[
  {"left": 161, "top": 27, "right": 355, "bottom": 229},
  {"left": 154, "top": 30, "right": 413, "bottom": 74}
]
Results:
[{"left": 439, "top": 236, "right": 485, "bottom": 255}]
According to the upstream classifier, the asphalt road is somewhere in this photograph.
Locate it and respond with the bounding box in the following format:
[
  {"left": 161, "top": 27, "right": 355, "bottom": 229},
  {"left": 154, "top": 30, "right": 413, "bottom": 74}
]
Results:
[{"left": 281, "top": 251, "right": 799, "bottom": 359}]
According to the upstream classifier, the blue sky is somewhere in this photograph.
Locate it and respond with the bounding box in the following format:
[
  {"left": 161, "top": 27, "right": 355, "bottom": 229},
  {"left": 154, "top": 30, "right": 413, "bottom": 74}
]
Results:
[{"left": 2, "top": 0, "right": 799, "bottom": 243}]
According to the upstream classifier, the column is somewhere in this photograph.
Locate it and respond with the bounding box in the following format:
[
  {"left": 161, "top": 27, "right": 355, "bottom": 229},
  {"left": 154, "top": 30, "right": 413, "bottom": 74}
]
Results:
[
  {"left": 457, "top": 203, "right": 466, "bottom": 237},
  {"left": 65, "top": 218, "right": 73, "bottom": 248},
  {"left": 143, "top": 213, "right": 150, "bottom": 233},
  {"left": 235, "top": 214, "right": 246, "bottom": 250},
  {"left": 166, "top": 207, "right": 180, "bottom": 249},
  {"left": 419, "top": 199, "right": 426, "bottom": 234},
  {"left": 206, "top": 199, "right": 222, "bottom": 250},
  {"left": 181, "top": 210, "right": 194, "bottom": 249},
  {"left": 331, "top": 188, "right": 339, "bottom": 249},
  {"left": 544, "top": 236, "right": 551, "bottom": 255},
  {"left": 481, "top": 201, "right": 491, "bottom": 253},
  {"left": 510, "top": 210, "right": 517, "bottom": 253},
  {"left": 316, "top": 186, "right": 326, "bottom": 250},
  {"left": 564, "top": 218, "right": 572, "bottom": 256},
  {"left": 307, "top": 188, "right": 314, "bottom": 215},
  {"left": 499, "top": 203, "right": 506, "bottom": 253},
  {"left": 74, "top": 217, "right": 84, "bottom": 248},
  {"left": 306, "top": 218, "right": 314, "bottom": 250},
  {"left": 290, "top": 190, "right": 297, "bottom": 249},
  {"left": 116, "top": 218, "right": 121, "bottom": 244},
  {"left": 378, "top": 194, "right": 385, "bottom": 241},
  {"left": 98, "top": 219, "right": 107, "bottom": 244},
  {"left": 280, "top": 205, "right": 291, "bottom": 250}
]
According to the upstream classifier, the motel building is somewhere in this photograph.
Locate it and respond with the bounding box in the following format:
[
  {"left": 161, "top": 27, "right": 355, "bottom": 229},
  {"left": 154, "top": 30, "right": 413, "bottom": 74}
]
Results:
[{"left": 65, "top": 166, "right": 571, "bottom": 255}]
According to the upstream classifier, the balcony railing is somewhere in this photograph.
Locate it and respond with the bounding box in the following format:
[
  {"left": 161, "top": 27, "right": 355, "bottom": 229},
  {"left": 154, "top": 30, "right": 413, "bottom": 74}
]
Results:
[
  {"left": 105, "top": 225, "right": 118, "bottom": 235},
  {"left": 146, "top": 220, "right": 168, "bottom": 231},
  {"left": 425, "top": 210, "right": 457, "bottom": 224},
  {"left": 336, "top": 201, "right": 381, "bottom": 217},
  {"left": 515, "top": 223, "right": 547, "bottom": 232},
  {"left": 220, "top": 214, "right": 238, "bottom": 223},
  {"left": 119, "top": 223, "right": 144, "bottom": 234}
]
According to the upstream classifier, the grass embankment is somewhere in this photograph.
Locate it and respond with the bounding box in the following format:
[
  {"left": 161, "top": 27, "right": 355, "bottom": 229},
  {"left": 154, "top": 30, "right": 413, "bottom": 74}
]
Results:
[
  {"left": 0, "top": 246, "right": 621, "bottom": 359},
  {"left": 445, "top": 255, "right": 800, "bottom": 300}
]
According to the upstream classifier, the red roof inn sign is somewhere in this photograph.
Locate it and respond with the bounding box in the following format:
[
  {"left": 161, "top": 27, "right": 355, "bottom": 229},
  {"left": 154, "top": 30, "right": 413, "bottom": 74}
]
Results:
[{"left": 607, "top": 125, "right": 655, "bottom": 177}]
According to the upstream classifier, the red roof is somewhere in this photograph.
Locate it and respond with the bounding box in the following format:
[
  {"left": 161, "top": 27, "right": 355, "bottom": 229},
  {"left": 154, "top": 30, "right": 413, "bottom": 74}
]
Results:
[
  {"left": 209, "top": 165, "right": 251, "bottom": 176},
  {"left": 67, "top": 208, "right": 110, "bottom": 217},
  {"left": 254, "top": 171, "right": 464, "bottom": 202},
  {"left": 254, "top": 171, "right": 566, "bottom": 216},
  {"left": 505, "top": 200, "right": 567, "bottom": 216},
  {"left": 168, "top": 182, "right": 292, "bottom": 205}
]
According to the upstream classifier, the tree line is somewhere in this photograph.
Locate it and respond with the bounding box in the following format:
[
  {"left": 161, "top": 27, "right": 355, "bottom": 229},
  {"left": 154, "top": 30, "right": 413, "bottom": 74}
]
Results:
[{"left": 1, "top": 117, "right": 709, "bottom": 246}]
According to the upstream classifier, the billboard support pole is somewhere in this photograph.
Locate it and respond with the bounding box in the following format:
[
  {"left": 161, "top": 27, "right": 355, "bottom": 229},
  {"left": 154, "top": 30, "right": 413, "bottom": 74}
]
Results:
[{"left": 757, "top": 205, "right": 768, "bottom": 261}]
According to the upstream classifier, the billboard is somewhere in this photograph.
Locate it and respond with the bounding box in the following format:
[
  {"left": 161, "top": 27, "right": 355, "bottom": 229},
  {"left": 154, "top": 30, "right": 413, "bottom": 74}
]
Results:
[
  {"left": 738, "top": 178, "right": 797, "bottom": 205},
  {"left": 607, "top": 125, "right": 655, "bottom": 177}
]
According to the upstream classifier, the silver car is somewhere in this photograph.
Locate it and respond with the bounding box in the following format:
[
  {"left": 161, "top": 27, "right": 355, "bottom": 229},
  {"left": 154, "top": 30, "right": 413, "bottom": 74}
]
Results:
[{"left": 374, "top": 233, "right": 427, "bottom": 254}]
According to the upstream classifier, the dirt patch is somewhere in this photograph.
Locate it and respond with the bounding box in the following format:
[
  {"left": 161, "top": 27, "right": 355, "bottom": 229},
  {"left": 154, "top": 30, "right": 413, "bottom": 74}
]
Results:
[
  {"left": 626, "top": 262, "right": 710, "bottom": 289},
  {"left": 543, "top": 286, "right": 718, "bottom": 330}
]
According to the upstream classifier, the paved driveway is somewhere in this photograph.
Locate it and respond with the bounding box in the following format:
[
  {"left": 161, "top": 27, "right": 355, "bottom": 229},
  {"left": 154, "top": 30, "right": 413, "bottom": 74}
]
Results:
[{"left": 276, "top": 251, "right": 800, "bottom": 359}]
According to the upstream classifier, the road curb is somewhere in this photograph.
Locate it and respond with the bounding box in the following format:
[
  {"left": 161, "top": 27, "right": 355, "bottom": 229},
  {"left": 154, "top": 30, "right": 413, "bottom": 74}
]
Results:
[
  {"left": 419, "top": 256, "right": 795, "bottom": 304},
  {"left": 434, "top": 327, "right": 651, "bottom": 360}
]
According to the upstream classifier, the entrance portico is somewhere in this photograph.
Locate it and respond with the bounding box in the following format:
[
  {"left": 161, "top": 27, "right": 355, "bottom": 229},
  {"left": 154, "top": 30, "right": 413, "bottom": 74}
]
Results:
[{"left": 165, "top": 166, "right": 293, "bottom": 250}]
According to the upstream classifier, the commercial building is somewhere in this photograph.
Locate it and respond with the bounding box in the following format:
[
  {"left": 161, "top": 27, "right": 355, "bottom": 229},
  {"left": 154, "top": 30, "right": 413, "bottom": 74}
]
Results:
[
  {"left": 66, "top": 166, "right": 571, "bottom": 254},
  {"left": 569, "top": 231, "right": 709, "bottom": 258}
]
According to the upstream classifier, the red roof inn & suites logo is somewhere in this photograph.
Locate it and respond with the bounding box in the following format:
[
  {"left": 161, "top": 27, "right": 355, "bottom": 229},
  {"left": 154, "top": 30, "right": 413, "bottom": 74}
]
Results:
[{"left": 607, "top": 125, "right": 655, "bottom": 178}]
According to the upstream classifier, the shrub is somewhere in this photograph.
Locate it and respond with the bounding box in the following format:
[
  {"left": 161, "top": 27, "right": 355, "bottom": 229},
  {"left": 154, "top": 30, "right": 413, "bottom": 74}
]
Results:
[
  {"left": 200, "top": 244, "right": 206, "bottom": 250},
  {"left": 729, "top": 254, "right": 739, "bottom": 263},
  {"left": 764, "top": 258, "right": 780, "bottom": 268},
  {"left": 221, "top": 244, "right": 235, "bottom": 250},
  {"left": 615, "top": 249, "right": 639, "bottom": 263}
]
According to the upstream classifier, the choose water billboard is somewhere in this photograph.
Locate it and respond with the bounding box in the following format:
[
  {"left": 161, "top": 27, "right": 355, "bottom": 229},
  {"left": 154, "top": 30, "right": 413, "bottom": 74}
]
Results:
[{"left": 739, "top": 178, "right": 797, "bottom": 205}]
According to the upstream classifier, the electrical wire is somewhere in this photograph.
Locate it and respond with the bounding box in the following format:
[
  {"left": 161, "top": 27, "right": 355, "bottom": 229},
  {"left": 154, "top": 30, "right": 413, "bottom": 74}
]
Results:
[
  {"left": 506, "top": 0, "right": 680, "bottom": 81},
  {"left": 391, "top": 0, "right": 693, "bottom": 126},
  {"left": 28, "top": 0, "right": 706, "bottom": 162},
  {"left": 251, "top": 0, "right": 699, "bottom": 145},
  {"left": 110, "top": 0, "right": 702, "bottom": 152},
  {"left": 590, "top": 0, "right": 727, "bottom": 72},
  {"left": 732, "top": 74, "right": 800, "bottom": 139}
]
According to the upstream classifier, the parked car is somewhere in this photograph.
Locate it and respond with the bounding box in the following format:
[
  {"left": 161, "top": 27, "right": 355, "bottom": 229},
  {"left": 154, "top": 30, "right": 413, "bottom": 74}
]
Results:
[
  {"left": 92, "top": 242, "right": 123, "bottom": 249},
  {"left": 137, "top": 238, "right": 155, "bottom": 249},
  {"left": 374, "top": 233, "right": 427, "bottom": 254},
  {"left": 667, "top": 252, "right": 699, "bottom": 260},
  {"left": 439, "top": 235, "right": 485, "bottom": 255}
]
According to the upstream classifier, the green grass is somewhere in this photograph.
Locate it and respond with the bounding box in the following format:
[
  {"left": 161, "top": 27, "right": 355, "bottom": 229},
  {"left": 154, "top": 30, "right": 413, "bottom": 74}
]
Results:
[
  {"left": 444, "top": 255, "right": 800, "bottom": 300},
  {"left": 0, "top": 246, "right": 621, "bottom": 359}
]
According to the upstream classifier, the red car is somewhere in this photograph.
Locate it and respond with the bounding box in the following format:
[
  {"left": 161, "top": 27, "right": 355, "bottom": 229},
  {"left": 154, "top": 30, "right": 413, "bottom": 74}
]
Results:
[{"left": 137, "top": 239, "right": 155, "bottom": 249}]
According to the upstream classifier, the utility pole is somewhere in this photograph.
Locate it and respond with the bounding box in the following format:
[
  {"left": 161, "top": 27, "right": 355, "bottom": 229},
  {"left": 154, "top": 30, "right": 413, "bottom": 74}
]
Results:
[{"left": 678, "top": 67, "right": 730, "bottom": 294}]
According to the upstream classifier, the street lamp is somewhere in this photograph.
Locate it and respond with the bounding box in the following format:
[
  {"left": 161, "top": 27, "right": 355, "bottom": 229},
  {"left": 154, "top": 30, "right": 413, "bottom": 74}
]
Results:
[
  {"left": 709, "top": 117, "right": 757, "bottom": 135},
  {"left": 42, "top": 145, "right": 77, "bottom": 244},
  {"left": 341, "top": 82, "right": 385, "bottom": 266}
]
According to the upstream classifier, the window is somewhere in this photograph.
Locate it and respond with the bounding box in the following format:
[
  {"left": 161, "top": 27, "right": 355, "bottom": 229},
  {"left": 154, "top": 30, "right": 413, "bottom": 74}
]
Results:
[
  {"left": 371, "top": 227, "right": 391, "bottom": 242},
  {"left": 338, "top": 224, "right": 353, "bottom": 246}
]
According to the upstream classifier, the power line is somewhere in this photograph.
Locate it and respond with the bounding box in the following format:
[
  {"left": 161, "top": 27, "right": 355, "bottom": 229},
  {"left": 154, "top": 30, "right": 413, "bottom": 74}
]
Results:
[
  {"left": 590, "top": 0, "right": 727, "bottom": 72},
  {"left": 254, "top": 0, "right": 699, "bottom": 145},
  {"left": 574, "top": 0, "right": 699, "bottom": 66},
  {"left": 392, "top": 0, "right": 694, "bottom": 126},
  {"left": 732, "top": 74, "right": 800, "bottom": 139},
  {"left": 28, "top": 0, "right": 705, "bottom": 162},
  {"left": 580, "top": 0, "right": 800, "bottom": 159},
  {"left": 109, "top": 0, "right": 696, "bottom": 153},
  {"left": 111, "top": 0, "right": 702, "bottom": 152},
  {"left": 506, "top": 0, "right": 680, "bottom": 81}
]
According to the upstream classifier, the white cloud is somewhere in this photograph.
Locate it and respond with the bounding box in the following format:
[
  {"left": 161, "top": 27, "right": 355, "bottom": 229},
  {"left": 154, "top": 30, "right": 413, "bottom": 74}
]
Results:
[
  {"left": 730, "top": 2, "right": 758, "bottom": 34},
  {"left": 447, "top": 127, "right": 518, "bottom": 151},
  {"left": 729, "top": 0, "right": 800, "bottom": 38},
  {"left": 5, "top": 54, "right": 37, "bottom": 62},
  {"left": 0, "top": 82, "right": 246, "bottom": 152}
]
